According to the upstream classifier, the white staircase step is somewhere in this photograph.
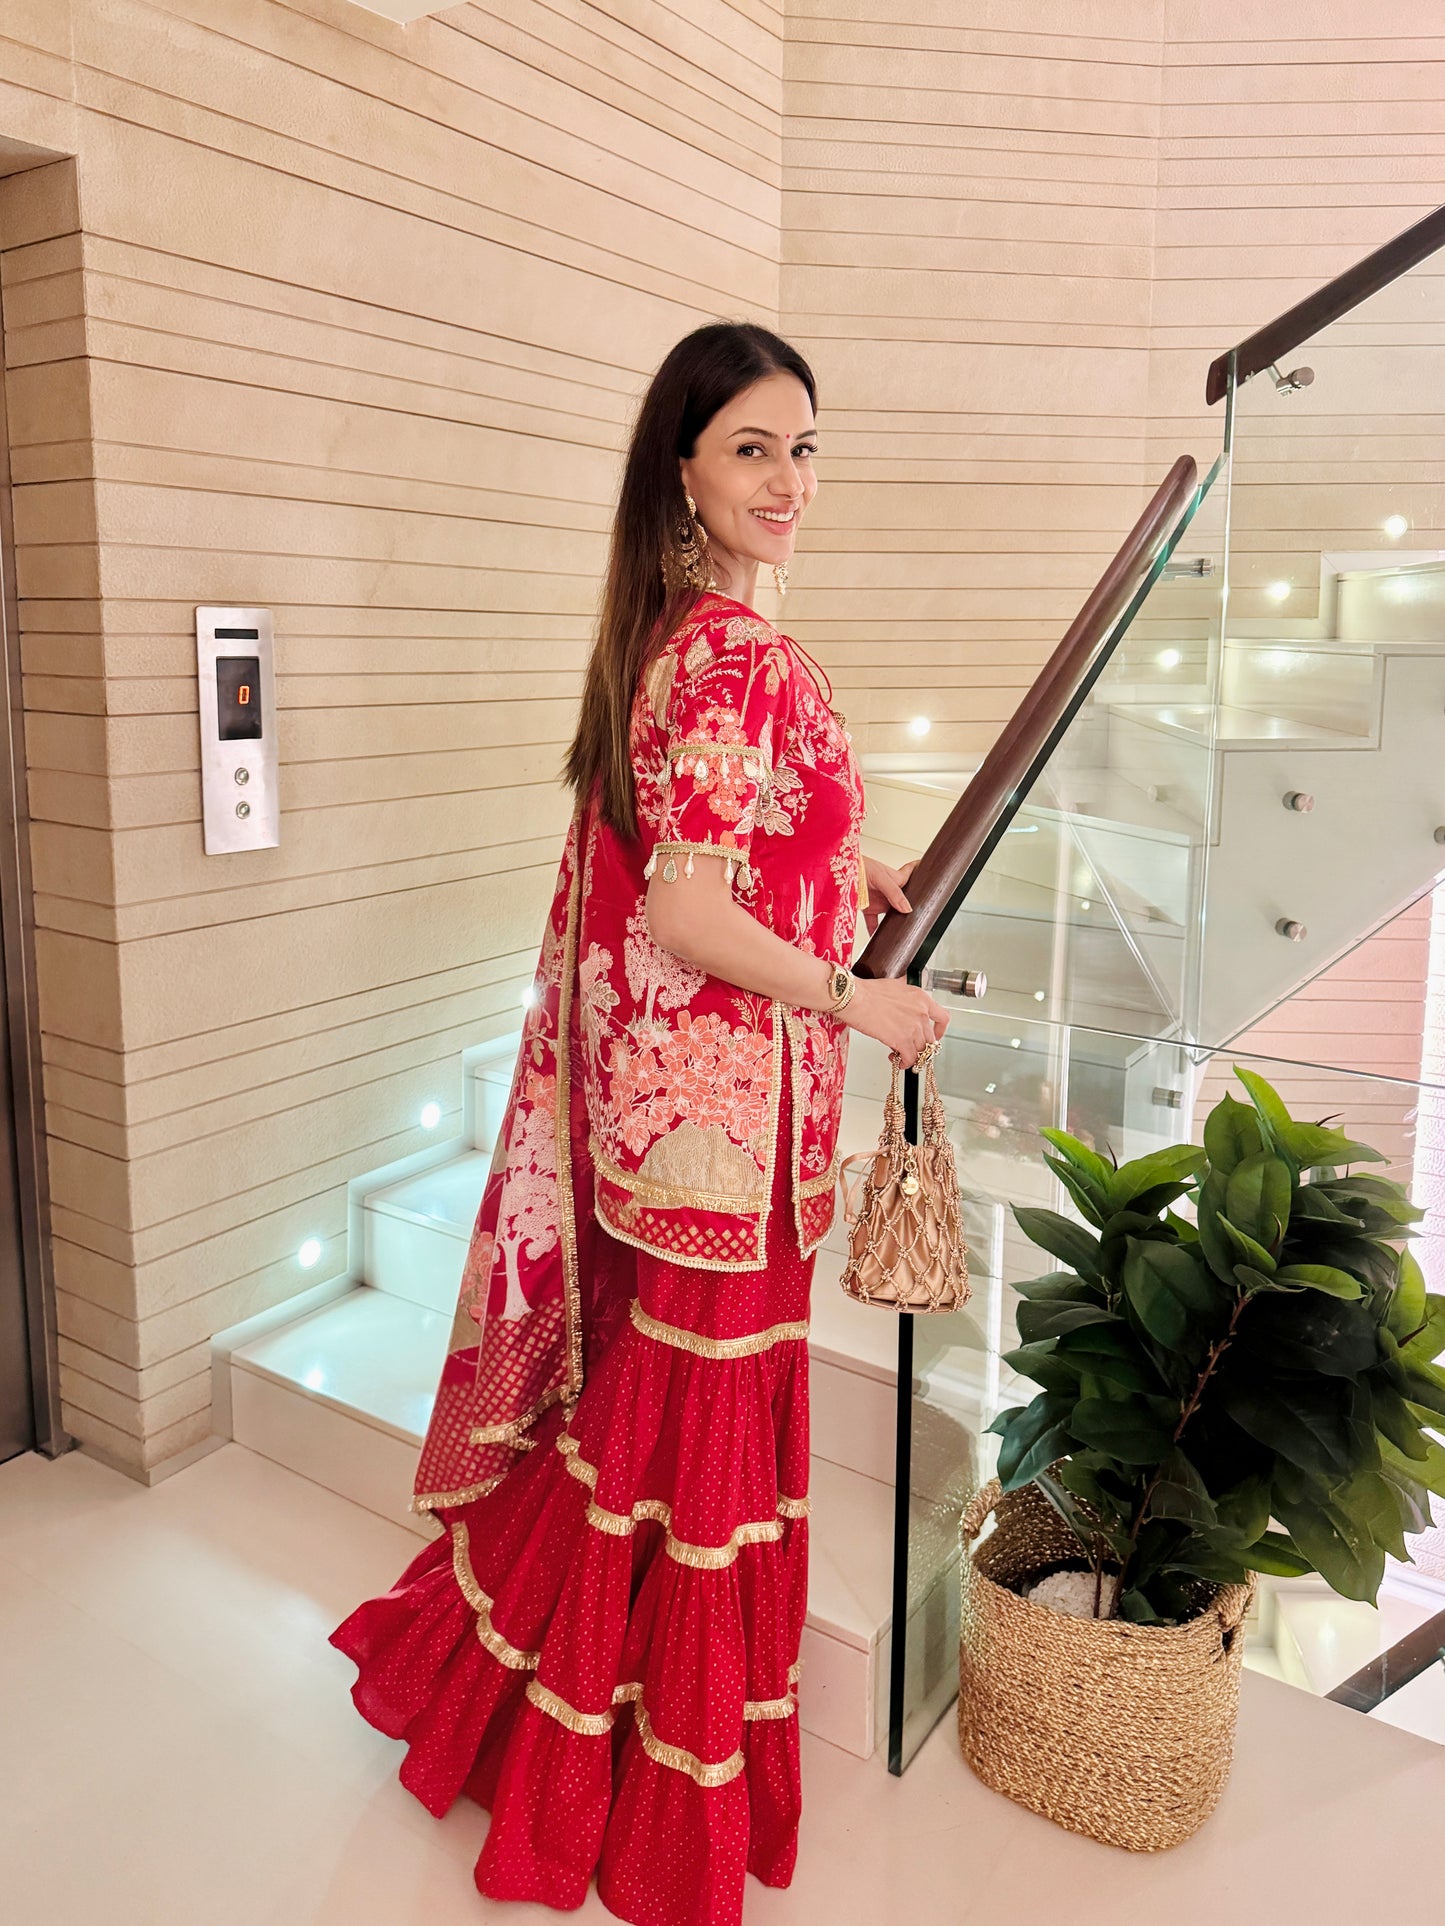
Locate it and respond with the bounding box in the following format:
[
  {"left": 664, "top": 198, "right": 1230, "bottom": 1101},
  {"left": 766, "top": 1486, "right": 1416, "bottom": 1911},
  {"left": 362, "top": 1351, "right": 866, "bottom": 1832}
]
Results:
[
  {"left": 363, "top": 1151, "right": 490, "bottom": 1314},
  {"left": 1108, "top": 699, "right": 1371, "bottom": 750},
  {"left": 230, "top": 1289, "right": 451, "bottom": 1536},
  {"left": 228, "top": 1283, "right": 971, "bottom": 1758}
]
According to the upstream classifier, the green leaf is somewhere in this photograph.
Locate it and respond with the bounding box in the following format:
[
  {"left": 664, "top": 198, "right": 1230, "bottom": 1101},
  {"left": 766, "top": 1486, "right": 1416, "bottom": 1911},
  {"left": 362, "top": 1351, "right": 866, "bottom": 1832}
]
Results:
[
  {"left": 1034, "top": 1470, "right": 1106, "bottom": 1556},
  {"left": 1380, "top": 1470, "right": 1434, "bottom": 1537},
  {"left": 1044, "top": 1153, "right": 1108, "bottom": 1229},
  {"left": 1013, "top": 1270, "right": 1096, "bottom": 1303},
  {"left": 1381, "top": 1435, "right": 1445, "bottom": 1502},
  {"left": 1401, "top": 1360, "right": 1445, "bottom": 1422},
  {"left": 1001, "top": 1340, "right": 1081, "bottom": 1396},
  {"left": 991, "top": 1392, "right": 1074, "bottom": 1491},
  {"left": 1232, "top": 1064, "right": 1294, "bottom": 1141},
  {"left": 1222, "top": 1380, "right": 1355, "bottom": 1480},
  {"left": 1161, "top": 1543, "right": 1249, "bottom": 1585},
  {"left": 1117, "top": 1587, "right": 1166, "bottom": 1624},
  {"left": 1218, "top": 1215, "right": 1279, "bottom": 1275},
  {"left": 1070, "top": 1396, "right": 1175, "bottom": 1464},
  {"left": 1122, "top": 1238, "right": 1220, "bottom": 1351},
  {"left": 1209, "top": 1476, "right": 1272, "bottom": 1547},
  {"left": 1292, "top": 1185, "right": 1357, "bottom": 1225},
  {"left": 1278, "top": 1121, "right": 1387, "bottom": 1169},
  {"left": 1371, "top": 1383, "right": 1433, "bottom": 1461},
  {"left": 1238, "top": 1293, "right": 1378, "bottom": 1380},
  {"left": 1196, "top": 1170, "right": 1240, "bottom": 1283},
  {"left": 1234, "top": 1264, "right": 1298, "bottom": 1295},
  {"left": 1224, "top": 1151, "right": 1292, "bottom": 1250},
  {"left": 1273, "top": 1492, "right": 1386, "bottom": 1603},
  {"left": 1106, "top": 1145, "right": 1207, "bottom": 1212},
  {"left": 1320, "top": 1174, "right": 1423, "bottom": 1223},
  {"left": 1012, "top": 1207, "right": 1103, "bottom": 1281},
  {"left": 1055, "top": 1321, "right": 1166, "bottom": 1393},
  {"left": 1243, "top": 1529, "right": 1315, "bottom": 1579},
  {"left": 1015, "top": 1299, "right": 1120, "bottom": 1344},
  {"left": 1400, "top": 1294, "right": 1445, "bottom": 1367},
  {"left": 1332, "top": 1469, "right": 1409, "bottom": 1561},
  {"left": 1273, "top": 1264, "right": 1365, "bottom": 1301},
  {"left": 1387, "top": 1250, "right": 1427, "bottom": 1342},
  {"left": 1055, "top": 1455, "right": 1131, "bottom": 1524},
  {"left": 1039, "top": 1128, "right": 1114, "bottom": 1196},
  {"left": 1203, "top": 1093, "right": 1264, "bottom": 1175},
  {"left": 1149, "top": 1452, "right": 1218, "bottom": 1527}
]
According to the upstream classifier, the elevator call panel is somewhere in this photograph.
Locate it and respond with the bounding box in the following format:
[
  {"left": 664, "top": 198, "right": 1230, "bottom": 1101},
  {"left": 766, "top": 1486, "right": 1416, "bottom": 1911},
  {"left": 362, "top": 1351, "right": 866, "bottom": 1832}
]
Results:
[{"left": 196, "top": 606, "right": 279, "bottom": 855}]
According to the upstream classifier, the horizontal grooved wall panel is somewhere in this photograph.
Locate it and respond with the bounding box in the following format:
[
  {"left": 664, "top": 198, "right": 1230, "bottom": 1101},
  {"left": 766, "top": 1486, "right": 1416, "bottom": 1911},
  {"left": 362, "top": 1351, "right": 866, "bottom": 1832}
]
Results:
[
  {"left": 781, "top": 0, "right": 1162, "bottom": 767},
  {"left": 0, "top": 0, "right": 786, "bottom": 1473}
]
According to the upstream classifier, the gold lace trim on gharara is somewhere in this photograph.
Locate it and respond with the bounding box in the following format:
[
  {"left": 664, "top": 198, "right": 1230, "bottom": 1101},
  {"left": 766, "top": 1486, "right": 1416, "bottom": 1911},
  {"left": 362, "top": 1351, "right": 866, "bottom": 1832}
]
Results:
[
  {"left": 556, "top": 1431, "right": 809, "bottom": 1566},
  {"left": 629, "top": 1297, "right": 808, "bottom": 1359},
  {"left": 411, "top": 1471, "right": 506, "bottom": 1516},
  {"left": 525, "top": 1669, "right": 803, "bottom": 1786},
  {"left": 449, "top": 1520, "right": 539, "bottom": 1672}
]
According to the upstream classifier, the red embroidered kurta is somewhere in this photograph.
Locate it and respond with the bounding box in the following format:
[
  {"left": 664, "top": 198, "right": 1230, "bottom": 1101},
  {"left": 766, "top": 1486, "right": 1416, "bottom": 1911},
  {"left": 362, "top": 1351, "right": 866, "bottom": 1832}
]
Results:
[
  {"left": 411, "top": 589, "right": 864, "bottom": 1515},
  {"left": 588, "top": 590, "right": 865, "bottom": 1270}
]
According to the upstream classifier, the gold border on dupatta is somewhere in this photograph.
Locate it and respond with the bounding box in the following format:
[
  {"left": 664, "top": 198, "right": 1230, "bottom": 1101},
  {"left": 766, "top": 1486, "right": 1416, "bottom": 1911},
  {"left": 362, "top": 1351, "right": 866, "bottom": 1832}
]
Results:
[
  {"left": 411, "top": 808, "right": 587, "bottom": 1517},
  {"left": 556, "top": 807, "right": 586, "bottom": 1405}
]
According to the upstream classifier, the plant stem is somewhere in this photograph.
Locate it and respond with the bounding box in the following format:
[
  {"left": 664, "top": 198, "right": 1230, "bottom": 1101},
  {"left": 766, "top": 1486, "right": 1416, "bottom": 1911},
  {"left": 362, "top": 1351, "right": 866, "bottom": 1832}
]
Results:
[{"left": 1106, "top": 1293, "right": 1251, "bottom": 1618}]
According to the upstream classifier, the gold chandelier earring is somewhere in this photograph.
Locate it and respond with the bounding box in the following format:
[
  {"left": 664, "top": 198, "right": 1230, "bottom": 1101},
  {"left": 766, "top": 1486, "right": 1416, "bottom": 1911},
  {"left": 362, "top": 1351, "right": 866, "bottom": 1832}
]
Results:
[
  {"left": 773, "top": 560, "right": 790, "bottom": 597},
  {"left": 661, "top": 490, "right": 717, "bottom": 593}
]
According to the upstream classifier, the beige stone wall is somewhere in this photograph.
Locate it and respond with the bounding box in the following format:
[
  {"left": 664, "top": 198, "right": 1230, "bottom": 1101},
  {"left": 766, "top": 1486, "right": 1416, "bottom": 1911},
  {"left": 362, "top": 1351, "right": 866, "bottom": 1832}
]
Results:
[
  {"left": 780, "top": 0, "right": 1164, "bottom": 764},
  {"left": 0, "top": 0, "right": 787, "bottom": 1475},
  {"left": 1151, "top": 4, "right": 1445, "bottom": 577}
]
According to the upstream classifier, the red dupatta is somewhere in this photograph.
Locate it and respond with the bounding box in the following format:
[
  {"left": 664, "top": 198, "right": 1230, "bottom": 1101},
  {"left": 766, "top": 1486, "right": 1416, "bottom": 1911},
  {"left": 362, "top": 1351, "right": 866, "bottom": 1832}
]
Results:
[{"left": 411, "top": 804, "right": 598, "bottom": 1517}]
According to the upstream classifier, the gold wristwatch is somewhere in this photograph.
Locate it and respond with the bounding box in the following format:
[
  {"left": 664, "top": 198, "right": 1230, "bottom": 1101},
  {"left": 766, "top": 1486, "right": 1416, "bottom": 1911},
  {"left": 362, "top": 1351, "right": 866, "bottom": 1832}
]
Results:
[{"left": 824, "top": 961, "right": 856, "bottom": 1014}]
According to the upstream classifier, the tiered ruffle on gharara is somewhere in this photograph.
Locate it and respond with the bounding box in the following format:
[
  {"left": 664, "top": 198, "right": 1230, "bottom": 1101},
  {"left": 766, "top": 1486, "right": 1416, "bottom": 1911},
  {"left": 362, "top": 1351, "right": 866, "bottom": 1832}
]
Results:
[{"left": 329, "top": 1094, "right": 815, "bottom": 1926}]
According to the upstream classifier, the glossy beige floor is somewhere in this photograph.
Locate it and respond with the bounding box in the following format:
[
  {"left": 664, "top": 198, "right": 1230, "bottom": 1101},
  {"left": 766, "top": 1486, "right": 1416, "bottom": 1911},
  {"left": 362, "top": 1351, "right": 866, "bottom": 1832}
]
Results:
[{"left": 2, "top": 1442, "right": 1440, "bottom": 1926}]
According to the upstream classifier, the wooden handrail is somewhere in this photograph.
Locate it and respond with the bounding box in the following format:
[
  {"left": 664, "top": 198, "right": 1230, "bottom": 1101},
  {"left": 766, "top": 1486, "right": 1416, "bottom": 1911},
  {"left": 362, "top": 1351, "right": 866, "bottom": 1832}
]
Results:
[
  {"left": 1205, "top": 200, "right": 1445, "bottom": 405},
  {"left": 1325, "top": 1606, "right": 1445, "bottom": 1716},
  {"left": 854, "top": 454, "right": 1199, "bottom": 983}
]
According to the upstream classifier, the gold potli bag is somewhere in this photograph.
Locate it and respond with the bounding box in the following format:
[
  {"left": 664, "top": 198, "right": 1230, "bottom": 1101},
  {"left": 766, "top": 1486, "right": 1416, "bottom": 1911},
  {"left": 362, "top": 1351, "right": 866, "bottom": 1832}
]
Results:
[{"left": 837, "top": 1042, "right": 970, "bottom": 1312}]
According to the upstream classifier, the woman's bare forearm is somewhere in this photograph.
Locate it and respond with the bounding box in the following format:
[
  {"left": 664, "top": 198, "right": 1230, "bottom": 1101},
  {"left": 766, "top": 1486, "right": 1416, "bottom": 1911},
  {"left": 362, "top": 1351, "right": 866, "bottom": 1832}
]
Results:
[
  {"left": 644, "top": 855, "right": 950, "bottom": 1064},
  {"left": 645, "top": 863, "right": 836, "bottom": 1010}
]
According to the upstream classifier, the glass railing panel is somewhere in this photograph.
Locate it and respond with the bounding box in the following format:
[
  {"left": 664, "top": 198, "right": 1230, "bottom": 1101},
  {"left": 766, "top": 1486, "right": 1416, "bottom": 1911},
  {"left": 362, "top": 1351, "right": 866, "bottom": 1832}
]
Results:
[
  {"left": 915, "top": 458, "right": 1231, "bottom": 1052},
  {"left": 888, "top": 1009, "right": 1444, "bottom": 1769},
  {"left": 1213, "top": 247, "right": 1445, "bottom": 1046}
]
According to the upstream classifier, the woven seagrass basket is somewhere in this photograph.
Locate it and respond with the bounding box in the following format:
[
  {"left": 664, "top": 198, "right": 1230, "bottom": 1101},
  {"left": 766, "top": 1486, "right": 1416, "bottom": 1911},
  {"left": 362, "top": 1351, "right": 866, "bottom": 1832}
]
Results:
[{"left": 958, "top": 1479, "right": 1253, "bottom": 1852}]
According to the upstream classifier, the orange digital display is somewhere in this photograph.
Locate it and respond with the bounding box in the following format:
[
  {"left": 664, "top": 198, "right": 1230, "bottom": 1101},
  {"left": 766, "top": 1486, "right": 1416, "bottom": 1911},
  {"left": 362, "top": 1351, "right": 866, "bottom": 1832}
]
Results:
[{"left": 217, "top": 655, "right": 262, "bottom": 741}]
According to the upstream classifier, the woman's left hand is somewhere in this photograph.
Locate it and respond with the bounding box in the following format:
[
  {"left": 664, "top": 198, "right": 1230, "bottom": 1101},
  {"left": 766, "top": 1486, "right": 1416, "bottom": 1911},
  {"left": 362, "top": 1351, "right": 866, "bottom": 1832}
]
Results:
[{"left": 862, "top": 855, "right": 918, "bottom": 935}]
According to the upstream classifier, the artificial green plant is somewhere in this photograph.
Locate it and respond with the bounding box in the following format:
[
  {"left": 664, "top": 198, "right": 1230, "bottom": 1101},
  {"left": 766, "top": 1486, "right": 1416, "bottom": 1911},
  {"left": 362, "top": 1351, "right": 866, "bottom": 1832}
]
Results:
[{"left": 991, "top": 1066, "right": 1445, "bottom": 1622}]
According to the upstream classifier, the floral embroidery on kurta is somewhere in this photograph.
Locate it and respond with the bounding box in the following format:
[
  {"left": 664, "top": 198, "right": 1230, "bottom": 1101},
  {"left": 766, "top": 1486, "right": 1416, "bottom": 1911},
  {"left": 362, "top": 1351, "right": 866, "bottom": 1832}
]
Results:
[{"left": 587, "top": 591, "right": 867, "bottom": 1266}]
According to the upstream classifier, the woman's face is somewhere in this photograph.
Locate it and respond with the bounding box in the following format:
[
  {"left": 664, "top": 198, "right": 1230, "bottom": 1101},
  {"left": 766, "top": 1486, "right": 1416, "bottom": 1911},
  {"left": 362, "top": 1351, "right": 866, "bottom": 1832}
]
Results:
[{"left": 678, "top": 371, "right": 817, "bottom": 592}]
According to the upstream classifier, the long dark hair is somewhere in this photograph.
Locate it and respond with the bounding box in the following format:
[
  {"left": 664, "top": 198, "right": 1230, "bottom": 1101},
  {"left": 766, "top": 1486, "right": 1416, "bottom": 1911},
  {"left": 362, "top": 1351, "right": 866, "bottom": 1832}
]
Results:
[{"left": 562, "top": 321, "right": 817, "bottom": 840}]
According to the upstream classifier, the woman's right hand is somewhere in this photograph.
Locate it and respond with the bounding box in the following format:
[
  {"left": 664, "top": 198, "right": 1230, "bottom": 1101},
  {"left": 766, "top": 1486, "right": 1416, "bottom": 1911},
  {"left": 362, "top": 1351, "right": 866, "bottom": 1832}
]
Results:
[{"left": 840, "top": 976, "right": 951, "bottom": 1068}]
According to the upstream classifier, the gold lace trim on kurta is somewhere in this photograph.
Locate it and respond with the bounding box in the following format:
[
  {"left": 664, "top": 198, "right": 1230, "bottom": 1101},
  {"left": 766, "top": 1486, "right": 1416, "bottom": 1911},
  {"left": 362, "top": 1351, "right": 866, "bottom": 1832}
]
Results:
[
  {"left": 556, "top": 1430, "right": 810, "bottom": 1566},
  {"left": 628, "top": 1297, "right": 809, "bottom": 1359},
  {"left": 592, "top": 1139, "right": 766, "bottom": 1213}
]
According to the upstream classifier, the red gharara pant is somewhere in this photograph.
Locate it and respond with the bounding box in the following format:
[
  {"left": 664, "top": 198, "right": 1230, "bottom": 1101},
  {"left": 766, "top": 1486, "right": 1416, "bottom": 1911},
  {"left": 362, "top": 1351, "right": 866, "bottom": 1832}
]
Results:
[{"left": 329, "top": 1066, "right": 814, "bottom": 1926}]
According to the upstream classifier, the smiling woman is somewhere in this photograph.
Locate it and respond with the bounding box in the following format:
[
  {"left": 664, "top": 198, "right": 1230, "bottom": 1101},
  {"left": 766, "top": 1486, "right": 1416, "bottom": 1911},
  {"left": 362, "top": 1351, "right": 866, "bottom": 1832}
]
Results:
[
  {"left": 678, "top": 381, "right": 819, "bottom": 605},
  {"left": 328, "top": 323, "right": 948, "bottom": 1926}
]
